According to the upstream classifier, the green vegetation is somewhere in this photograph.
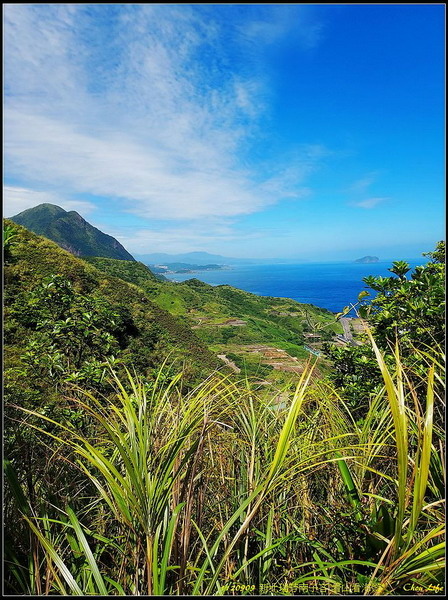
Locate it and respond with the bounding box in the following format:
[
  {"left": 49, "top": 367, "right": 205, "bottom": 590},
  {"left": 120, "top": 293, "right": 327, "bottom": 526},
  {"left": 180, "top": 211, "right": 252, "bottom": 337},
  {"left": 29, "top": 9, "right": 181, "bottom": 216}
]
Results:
[
  {"left": 84, "top": 258, "right": 342, "bottom": 380},
  {"left": 4, "top": 341, "right": 444, "bottom": 595},
  {"left": 4, "top": 221, "right": 220, "bottom": 401},
  {"left": 85, "top": 256, "right": 160, "bottom": 286},
  {"left": 9, "top": 205, "right": 343, "bottom": 381},
  {"left": 4, "top": 223, "right": 19, "bottom": 262},
  {"left": 3, "top": 219, "right": 445, "bottom": 595},
  {"left": 11, "top": 203, "right": 135, "bottom": 260},
  {"left": 324, "top": 243, "right": 445, "bottom": 415},
  {"left": 362, "top": 244, "right": 445, "bottom": 352}
]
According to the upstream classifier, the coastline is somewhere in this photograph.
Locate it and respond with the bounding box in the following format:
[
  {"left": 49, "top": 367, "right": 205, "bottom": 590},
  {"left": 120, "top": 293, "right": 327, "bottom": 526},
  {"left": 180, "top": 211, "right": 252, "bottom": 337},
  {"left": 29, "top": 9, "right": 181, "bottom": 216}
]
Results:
[{"left": 163, "top": 259, "right": 426, "bottom": 313}]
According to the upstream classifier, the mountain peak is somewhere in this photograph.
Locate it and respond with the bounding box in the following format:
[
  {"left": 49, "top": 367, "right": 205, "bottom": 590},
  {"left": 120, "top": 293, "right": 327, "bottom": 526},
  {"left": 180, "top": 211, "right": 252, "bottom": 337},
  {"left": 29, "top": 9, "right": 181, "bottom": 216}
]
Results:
[
  {"left": 13, "top": 202, "right": 67, "bottom": 220},
  {"left": 11, "top": 203, "right": 135, "bottom": 261}
]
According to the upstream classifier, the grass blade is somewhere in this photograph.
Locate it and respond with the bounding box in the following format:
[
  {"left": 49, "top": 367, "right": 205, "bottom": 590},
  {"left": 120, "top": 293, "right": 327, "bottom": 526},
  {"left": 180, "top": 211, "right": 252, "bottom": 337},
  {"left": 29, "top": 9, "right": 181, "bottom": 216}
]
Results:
[{"left": 66, "top": 506, "right": 108, "bottom": 595}]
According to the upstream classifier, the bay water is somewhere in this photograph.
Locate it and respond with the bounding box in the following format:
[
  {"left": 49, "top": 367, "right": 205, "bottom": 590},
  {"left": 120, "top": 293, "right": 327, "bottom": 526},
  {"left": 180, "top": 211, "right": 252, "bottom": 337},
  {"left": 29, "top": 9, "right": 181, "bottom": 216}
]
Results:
[{"left": 166, "top": 259, "right": 426, "bottom": 313}]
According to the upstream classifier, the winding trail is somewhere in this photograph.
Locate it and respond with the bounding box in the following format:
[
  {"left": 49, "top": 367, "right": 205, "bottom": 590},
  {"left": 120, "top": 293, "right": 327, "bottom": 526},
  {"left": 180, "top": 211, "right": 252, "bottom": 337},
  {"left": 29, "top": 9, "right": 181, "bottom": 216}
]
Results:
[
  {"left": 217, "top": 354, "right": 241, "bottom": 373},
  {"left": 339, "top": 318, "right": 353, "bottom": 342}
]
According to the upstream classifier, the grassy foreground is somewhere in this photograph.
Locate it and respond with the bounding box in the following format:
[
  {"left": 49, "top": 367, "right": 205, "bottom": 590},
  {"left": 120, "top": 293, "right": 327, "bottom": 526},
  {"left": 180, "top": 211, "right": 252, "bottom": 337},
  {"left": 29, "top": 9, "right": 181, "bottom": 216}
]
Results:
[{"left": 4, "top": 337, "right": 445, "bottom": 595}]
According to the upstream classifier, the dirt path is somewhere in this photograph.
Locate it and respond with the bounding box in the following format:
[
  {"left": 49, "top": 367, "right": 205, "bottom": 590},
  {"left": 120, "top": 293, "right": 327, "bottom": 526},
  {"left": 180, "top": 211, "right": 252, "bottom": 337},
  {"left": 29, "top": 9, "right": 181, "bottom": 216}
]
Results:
[
  {"left": 217, "top": 354, "right": 241, "bottom": 373},
  {"left": 339, "top": 318, "right": 354, "bottom": 342}
]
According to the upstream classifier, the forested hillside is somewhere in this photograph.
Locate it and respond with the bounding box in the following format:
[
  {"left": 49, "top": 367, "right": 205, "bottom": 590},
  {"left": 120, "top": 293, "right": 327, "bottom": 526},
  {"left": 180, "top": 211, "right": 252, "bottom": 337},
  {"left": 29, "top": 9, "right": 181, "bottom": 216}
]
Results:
[{"left": 4, "top": 221, "right": 220, "bottom": 402}]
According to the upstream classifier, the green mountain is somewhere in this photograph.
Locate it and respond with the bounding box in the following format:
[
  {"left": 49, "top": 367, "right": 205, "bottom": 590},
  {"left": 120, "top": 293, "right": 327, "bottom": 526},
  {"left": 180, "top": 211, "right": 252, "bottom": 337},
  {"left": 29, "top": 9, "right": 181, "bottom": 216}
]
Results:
[
  {"left": 11, "top": 203, "right": 135, "bottom": 261},
  {"left": 83, "top": 255, "right": 161, "bottom": 284}
]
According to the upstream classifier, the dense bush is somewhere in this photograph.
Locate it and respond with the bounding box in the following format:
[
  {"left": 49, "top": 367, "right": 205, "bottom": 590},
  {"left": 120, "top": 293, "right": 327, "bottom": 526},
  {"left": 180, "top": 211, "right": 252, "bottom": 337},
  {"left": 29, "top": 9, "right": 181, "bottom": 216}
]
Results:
[{"left": 324, "top": 242, "right": 445, "bottom": 413}]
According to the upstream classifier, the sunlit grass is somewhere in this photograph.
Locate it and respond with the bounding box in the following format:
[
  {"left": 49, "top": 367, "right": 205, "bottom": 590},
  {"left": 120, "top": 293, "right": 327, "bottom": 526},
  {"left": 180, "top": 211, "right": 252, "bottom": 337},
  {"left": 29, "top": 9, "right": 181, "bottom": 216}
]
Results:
[{"left": 5, "top": 339, "right": 445, "bottom": 595}]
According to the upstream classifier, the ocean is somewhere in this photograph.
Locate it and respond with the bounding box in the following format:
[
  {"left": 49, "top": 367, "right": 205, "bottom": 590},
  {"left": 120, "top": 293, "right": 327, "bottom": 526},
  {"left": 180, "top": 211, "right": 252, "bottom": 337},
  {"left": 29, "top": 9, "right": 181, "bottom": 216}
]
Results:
[{"left": 165, "top": 259, "right": 427, "bottom": 313}]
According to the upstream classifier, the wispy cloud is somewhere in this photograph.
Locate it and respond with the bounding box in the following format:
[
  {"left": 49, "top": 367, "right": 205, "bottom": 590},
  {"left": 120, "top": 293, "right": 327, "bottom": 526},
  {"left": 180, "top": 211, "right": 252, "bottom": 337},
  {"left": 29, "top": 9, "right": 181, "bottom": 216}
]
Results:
[
  {"left": 4, "top": 4, "right": 325, "bottom": 229},
  {"left": 238, "top": 4, "right": 324, "bottom": 50},
  {"left": 96, "top": 219, "right": 263, "bottom": 255},
  {"left": 349, "top": 172, "right": 381, "bottom": 194},
  {"left": 348, "top": 171, "right": 389, "bottom": 209},
  {"left": 353, "top": 197, "right": 388, "bottom": 209}
]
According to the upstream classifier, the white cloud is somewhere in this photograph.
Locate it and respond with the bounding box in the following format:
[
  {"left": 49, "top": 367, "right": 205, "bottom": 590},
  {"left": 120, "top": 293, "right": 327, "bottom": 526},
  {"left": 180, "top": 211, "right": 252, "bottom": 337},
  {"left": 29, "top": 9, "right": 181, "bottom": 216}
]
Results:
[
  {"left": 4, "top": 4, "right": 325, "bottom": 233},
  {"left": 3, "top": 186, "right": 96, "bottom": 218},
  {"left": 5, "top": 107, "right": 296, "bottom": 219},
  {"left": 347, "top": 172, "right": 389, "bottom": 210},
  {"left": 353, "top": 197, "right": 388, "bottom": 209},
  {"left": 96, "top": 219, "right": 262, "bottom": 255}
]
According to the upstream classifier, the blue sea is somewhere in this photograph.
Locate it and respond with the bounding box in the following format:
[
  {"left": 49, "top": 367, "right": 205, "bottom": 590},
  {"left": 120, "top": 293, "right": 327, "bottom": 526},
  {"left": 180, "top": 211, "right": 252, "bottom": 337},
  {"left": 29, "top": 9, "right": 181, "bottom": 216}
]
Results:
[{"left": 166, "top": 259, "right": 426, "bottom": 313}]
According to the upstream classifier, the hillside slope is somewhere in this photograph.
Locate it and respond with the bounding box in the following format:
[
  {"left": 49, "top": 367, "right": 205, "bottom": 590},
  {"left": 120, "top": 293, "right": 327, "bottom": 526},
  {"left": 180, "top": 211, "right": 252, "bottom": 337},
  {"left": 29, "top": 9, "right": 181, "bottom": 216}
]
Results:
[
  {"left": 11, "top": 203, "right": 135, "bottom": 260},
  {"left": 85, "top": 256, "right": 161, "bottom": 285},
  {"left": 85, "top": 256, "right": 343, "bottom": 380},
  {"left": 7, "top": 210, "right": 343, "bottom": 382},
  {"left": 4, "top": 221, "right": 220, "bottom": 408}
]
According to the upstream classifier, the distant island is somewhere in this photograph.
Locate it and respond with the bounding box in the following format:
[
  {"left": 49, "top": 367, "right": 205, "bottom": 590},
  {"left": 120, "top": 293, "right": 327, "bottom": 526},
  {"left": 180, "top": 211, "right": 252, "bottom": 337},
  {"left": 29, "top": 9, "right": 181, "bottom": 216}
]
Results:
[
  {"left": 149, "top": 262, "right": 229, "bottom": 275},
  {"left": 355, "top": 256, "right": 379, "bottom": 263}
]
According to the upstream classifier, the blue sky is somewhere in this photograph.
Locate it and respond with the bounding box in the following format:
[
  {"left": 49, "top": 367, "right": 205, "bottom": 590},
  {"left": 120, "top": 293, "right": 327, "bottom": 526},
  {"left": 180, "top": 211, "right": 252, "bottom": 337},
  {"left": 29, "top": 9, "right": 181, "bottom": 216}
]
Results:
[{"left": 4, "top": 4, "right": 445, "bottom": 261}]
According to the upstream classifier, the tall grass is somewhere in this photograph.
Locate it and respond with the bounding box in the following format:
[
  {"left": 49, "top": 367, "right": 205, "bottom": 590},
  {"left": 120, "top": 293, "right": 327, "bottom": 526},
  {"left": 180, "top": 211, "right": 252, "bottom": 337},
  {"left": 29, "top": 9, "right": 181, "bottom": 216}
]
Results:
[{"left": 5, "top": 339, "right": 445, "bottom": 595}]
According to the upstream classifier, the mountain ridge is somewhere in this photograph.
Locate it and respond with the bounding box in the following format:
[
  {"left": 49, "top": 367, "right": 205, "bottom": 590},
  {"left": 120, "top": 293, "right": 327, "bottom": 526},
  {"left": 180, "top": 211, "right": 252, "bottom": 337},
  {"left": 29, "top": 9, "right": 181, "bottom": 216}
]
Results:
[{"left": 11, "top": 203, "right": 135, "bottom": 261}]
